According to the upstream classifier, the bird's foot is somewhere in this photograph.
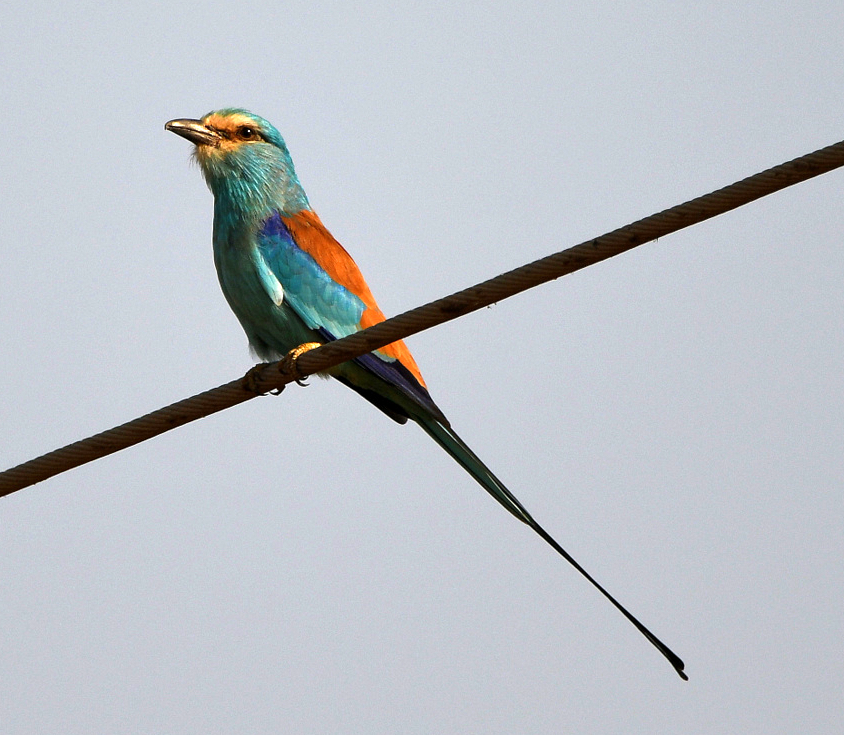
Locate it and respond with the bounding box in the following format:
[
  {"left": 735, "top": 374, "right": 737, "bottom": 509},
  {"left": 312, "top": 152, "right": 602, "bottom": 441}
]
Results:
[
  {"left": 241, "top": 363, "right": 284, "bottom": 395},
  {"left": 279, "top": 342, "right": 322, "bottom": 386}
]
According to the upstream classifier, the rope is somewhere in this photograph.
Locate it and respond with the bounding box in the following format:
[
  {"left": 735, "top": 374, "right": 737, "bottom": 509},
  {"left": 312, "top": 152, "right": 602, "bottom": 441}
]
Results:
[{"left": 2, "top": 138, "right": 843, "bottom": 498}]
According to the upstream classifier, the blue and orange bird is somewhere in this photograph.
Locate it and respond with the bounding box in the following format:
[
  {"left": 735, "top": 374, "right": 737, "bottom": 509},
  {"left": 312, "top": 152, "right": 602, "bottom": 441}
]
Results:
[{"left": 166, "top": 109, "right": 686, "bottom": 679}]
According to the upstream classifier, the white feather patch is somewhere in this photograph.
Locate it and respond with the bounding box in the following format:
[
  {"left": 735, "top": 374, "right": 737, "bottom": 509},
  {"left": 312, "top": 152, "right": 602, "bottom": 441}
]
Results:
[{"left": 255, "top": 254, "right": 285, "bottom": 306}]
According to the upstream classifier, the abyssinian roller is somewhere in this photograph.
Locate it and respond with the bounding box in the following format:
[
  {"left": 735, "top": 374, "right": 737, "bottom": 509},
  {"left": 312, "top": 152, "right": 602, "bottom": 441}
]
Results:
[{"left": 166, "top": 109, "right": 686, "bottom": 679}]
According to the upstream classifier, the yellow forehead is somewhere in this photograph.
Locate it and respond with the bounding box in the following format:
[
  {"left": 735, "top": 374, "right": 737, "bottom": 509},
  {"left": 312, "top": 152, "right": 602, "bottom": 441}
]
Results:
[
  {"left": 194, "top": 112, "right": 260, "bottom": 161},
  {"left": 202, "top": 112, "right": 257, "bottom": 133}
]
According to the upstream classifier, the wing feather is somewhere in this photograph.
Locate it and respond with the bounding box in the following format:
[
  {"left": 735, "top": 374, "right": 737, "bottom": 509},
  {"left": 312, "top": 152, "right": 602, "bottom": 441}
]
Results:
[{"left": 256, "top": 211, "right": 444, "bottom": 420}]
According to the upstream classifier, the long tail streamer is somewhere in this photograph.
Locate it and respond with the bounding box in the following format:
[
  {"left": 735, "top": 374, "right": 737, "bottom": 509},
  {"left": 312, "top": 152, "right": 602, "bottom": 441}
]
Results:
[{"left": 417, "top": 418, "right": 687, "bottom": 680}]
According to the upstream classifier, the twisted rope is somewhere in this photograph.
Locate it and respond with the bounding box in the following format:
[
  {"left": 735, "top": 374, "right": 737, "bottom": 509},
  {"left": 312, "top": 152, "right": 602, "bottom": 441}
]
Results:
[{"left": 2, "top": 138, "right": 843, "bottom": 498}]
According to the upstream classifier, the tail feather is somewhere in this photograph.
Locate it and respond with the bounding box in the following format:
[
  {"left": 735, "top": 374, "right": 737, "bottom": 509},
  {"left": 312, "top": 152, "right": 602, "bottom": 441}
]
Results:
[
  {"left": 416, "top": 416, "right": 687, "bottom": 681},
  {"left": 416, "top": 416, "right": 535, "bottom": 526}
]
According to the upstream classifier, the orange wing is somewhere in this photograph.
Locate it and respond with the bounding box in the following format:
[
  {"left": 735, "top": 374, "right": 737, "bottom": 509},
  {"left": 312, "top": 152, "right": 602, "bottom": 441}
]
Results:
[{"left": 282, "top": 209, "right": 428, "bottom": 388}]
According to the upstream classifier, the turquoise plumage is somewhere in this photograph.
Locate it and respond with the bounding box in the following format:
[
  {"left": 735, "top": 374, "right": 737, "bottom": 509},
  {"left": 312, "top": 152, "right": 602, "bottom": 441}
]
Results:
[{"left": 166, "top": 109, "right": 686, "bottom": 679}]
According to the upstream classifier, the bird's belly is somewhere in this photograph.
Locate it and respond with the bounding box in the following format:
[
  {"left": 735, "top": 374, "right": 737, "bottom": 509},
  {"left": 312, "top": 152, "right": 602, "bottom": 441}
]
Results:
[{"left": 215, "top": 246, "right": 316, "bottom": 360}]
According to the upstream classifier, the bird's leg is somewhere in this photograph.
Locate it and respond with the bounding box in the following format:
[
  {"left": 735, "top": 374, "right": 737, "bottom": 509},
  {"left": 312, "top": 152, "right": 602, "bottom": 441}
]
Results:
[
  {"left": 279, "top": 342, "right": 322, "bottom": 386},
  {"left": 241, "top": 362, "right": 283, "bottom": 395},
  {"left": 240, "top": 342, "right": 321, "bottom": 394}
]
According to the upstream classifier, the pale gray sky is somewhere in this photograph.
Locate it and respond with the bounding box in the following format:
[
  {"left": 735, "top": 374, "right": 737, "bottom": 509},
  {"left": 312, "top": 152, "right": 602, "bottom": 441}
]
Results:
[{"left": 2, "top": 1, "right": 843, "bottom": 733}]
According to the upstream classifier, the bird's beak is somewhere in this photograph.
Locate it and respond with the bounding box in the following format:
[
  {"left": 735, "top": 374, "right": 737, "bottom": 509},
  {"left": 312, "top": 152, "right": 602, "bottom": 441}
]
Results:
[{"left": 165, "top": 118, "right": 221, "bottom": 146}]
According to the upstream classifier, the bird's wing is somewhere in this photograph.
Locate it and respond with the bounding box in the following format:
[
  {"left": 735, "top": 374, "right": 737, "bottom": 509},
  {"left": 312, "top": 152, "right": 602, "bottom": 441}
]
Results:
[{"left": 256, "top": 210, "right": 444, "bottom": 420}]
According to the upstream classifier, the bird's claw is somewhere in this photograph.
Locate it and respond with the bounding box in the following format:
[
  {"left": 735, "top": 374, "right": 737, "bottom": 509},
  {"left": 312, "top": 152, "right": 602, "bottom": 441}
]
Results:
[
  {"left": 279, "top": 342, "right": 322, "bottom": 386},
  {"left": 241, "top": 363, "right": 284, "bottom": 396},
  {"left": 240, "top": 342, "right": 321, "bottom": 394}
]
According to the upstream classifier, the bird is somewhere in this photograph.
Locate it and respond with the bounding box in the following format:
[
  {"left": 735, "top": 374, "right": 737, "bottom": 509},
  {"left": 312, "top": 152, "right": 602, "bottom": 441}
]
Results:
[{"left": 166, "top": 108, "right": 686, "bottom": 680}]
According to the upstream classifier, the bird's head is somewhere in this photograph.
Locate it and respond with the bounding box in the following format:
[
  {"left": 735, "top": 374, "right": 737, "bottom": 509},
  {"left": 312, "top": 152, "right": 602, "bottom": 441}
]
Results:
[{"left": 166, "top": 108, "right": 309, "bottom": 217}]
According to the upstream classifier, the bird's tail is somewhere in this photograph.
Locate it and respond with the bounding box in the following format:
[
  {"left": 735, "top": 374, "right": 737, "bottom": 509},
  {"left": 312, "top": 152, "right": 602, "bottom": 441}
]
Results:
[
  {"left": 416, "top": 416, "right": 536, "bottom": 525},
  {"left": 415, "top": 416, "right": 688, "bottom": 681}
]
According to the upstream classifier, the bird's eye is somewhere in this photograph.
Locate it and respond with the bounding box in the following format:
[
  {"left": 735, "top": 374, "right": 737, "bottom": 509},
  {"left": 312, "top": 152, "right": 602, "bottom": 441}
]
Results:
[{"left": 238, "top": 126, "right": 258, "bottom": 140}]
